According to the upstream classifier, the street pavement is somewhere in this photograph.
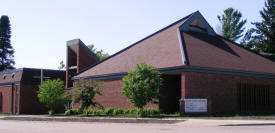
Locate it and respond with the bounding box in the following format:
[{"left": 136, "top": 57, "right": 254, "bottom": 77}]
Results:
[{"left": 0, "top": 119, "right": 275, "bottom": 133}]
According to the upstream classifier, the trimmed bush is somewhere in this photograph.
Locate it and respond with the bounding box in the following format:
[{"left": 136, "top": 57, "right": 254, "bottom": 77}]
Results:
[
  {"left": 127, "top": 108, "right": 139, "bottom": 115},
  {"left": 48, "top": 110, "right": 55, "bottom": 116},
  {"left": 64, "top": 110, "right": 72, "bottom": 116},
  {"left": 64, "top": 108, "right": 161, "bottom": 117},
  {"left": 73, "top": 108, "right": 83, "bottom": 115},
  {"left": 104, "top": 107, "right": 116, "bottom": 115},
  {"left": 64, "top": 108, "right": 83, "bottom": 116},
  {"left": 143, "top": 108, "right": 160, "bottom": 116},
  {"left": 113, "top": 108, "right": 125, "bottom": 115}
]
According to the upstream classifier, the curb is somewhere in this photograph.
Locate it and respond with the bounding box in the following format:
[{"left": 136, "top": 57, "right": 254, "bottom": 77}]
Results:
[{"left": 0, "top": 116, "right": 185, "bottom": 124}]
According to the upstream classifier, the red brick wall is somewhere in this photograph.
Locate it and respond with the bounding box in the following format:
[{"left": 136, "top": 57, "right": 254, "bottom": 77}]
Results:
[
  {"left": 66, "top": 43, "right": 98, "bottom": 88},
  {"left": 0, "top": 86, "right": 12, "bottom": 114},
  {"left": 19, "top": 85, "right": 48, "bottom": 114},
  {"left": 73, "top": 78, "right": 158, "bottom": 109},
  {"left": 77, "top": 44, "right": 98, "bottom": 73},
  {"left": 97, "top": 79, "right": 132, "bottom": 108},
  {"left": 0, "top": 85, "right": 22, "bottom": 114},
  {"left": 181, "top": 72, "right": 275, "bottom": 115},
  {"left": 12, "top": 85, "right": 20, "bottom": 114}
]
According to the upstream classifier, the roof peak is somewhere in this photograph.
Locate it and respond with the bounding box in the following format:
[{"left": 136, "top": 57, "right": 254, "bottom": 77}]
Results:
[{"left": 180, "top": 11, "right": 216, "bottom": 35}]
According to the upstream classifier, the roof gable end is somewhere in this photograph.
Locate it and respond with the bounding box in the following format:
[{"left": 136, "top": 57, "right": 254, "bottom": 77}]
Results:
[{"left": 180, "top": 11, "right": 216, "bottom": 36}]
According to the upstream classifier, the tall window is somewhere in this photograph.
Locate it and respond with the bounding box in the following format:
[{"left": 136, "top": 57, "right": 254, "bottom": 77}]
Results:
[{"left": 238, "top": 83, "right": 270, "bottom": 113}]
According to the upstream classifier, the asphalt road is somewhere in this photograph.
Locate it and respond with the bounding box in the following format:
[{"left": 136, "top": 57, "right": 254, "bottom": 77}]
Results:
[{"left": 1, "top": 119, "right": 275, "bottom": 133}]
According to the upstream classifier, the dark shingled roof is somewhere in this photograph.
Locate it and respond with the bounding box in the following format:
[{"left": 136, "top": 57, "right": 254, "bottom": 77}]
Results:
[
  {"left": 0, "top": 68, "right": 23, "bottom": 84},
  {"left": 0, "top": 68, "right": 65, "bottom": 85},
  {"left": 75, "top": 11, "right": 275, "bottom": 79},
  {"left": 182, "top": 31, "right": 275, "bottom": 74},
  {"left": 75, "top": 13, "right": 193, "bottom": 78}
]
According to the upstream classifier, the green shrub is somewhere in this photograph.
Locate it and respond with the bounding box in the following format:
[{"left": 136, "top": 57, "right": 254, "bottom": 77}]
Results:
[
  {"left": 83, "top": 109, "right": 89, "bottom": 116},
  {"left": 104, "top": 107, "right": 115, "bottom": 115},
  {"left": 96, "top": 110, "right": 105, "bottom": 115},
  {"left": 65, "top": 107, "right": 161, "bottom": 117},
  {"left": 64, "top": 109, "right": 82, "bottom": 116},
  {"left": 143, "top": 108, "right": 160, "bottom": 116},
  {"left": 64, "top": 110, "right": 72, "bottom": 116},
  {"left": 73, "top": 108, "right": 83, "bottom": 115},
  {"left": 89, "top": 109, "right": 100, "bottom": 115},
  {"left": 127, "top": 108, "right": 139, "bottom": 115},
  {"left": 48, "top": 110, "right": 55, "bottom": 116},
  {"left": 81, "top": 109, "right": 105, "bottom": 116},
  {"left": 123, "top": 109, "right": 130, "bottom": 114},
  {"left": 113, "top": 108, "right": 124, "bottom": 115}
]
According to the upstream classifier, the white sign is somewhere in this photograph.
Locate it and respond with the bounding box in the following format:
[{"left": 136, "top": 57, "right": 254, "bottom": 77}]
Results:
[{"left": 184, "top": 99, "right": 207, "bottom": 113}]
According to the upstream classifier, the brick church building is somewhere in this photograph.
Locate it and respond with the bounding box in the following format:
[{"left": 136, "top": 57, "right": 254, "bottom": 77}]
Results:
[
  {"left": 68, "top": 11, "right": 275, "bottom": 115},
  {"left": 1, "top": 11, "right": 274, "bottom": 115}
]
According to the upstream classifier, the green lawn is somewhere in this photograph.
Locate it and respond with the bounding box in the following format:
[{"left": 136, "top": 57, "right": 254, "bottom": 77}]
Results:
[{"left": 0, "top": 113, "right": 7, "bottom": 116}]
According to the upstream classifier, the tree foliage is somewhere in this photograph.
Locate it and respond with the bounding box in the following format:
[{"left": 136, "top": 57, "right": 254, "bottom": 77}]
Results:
[
  {"left": 87, "top": 44, "right": 109, "bottom": 61},
  {"left": 217, "top": 8, "right": 247, "bottom": 42},
  {"left": 37, "top": 79, "right": 66, "bottom": 110},
  {"left": 58, "top": 60, "right": 65, "bottom": 70},
  {"left": 0, "top": 15, "right": 15, "bottom": 71},
  {"left": 122, "top": 62, "right": 163, "bottom": 109},
  {"left": 71, "top": 80, "right": 102, "bottom": 110},
  {"left": 242, "top": 0, "right": 275, "bottom": 60}
]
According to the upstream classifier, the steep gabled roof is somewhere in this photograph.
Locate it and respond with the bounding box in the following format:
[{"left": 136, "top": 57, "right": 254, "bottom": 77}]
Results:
[
  {"left": 182, "top": 31, "right": 275, "bottom": 74},
  {"left": 75, "top": 12, "right": 194, "bottom": 78},
  {"left": 75, "top": 11, "right": 275, "bottom": 79}
]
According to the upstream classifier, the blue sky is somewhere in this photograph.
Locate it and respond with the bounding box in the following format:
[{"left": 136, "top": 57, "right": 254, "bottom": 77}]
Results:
[{"left": 1, "top": 0, "right": 265, "bottom": 69}]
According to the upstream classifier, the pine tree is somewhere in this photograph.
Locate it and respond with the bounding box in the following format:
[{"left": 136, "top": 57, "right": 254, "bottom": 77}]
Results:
[
  {"left": 242, "top": 0, "right": 275, "bottom": 60},
  {"left": 217, "top": 8, "right": 247, "bottom": 42},
  {"left": 0, "top": 15, "right": 15, "bottom": 71}
]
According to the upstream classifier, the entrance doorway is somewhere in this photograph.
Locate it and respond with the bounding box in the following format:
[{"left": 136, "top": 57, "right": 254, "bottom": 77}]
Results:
[{"left": 159, "top": 74, "right": 181, "bottom": 113}]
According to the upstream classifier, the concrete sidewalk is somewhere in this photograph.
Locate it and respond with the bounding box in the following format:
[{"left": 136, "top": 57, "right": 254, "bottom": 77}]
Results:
[
  {"left": 1, "top": 118, "right": 275, "bottom": 133},
  {"left": 0, "top": 115, "right": 185, "bottom": 124}
]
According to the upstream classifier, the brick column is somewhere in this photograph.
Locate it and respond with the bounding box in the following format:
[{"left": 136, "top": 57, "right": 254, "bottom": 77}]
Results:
[{"left": 180, "top": 72, "right": 186, "bottom": 116}]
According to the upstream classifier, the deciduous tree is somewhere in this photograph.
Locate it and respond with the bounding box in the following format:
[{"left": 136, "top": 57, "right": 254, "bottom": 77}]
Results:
[
  {"left": 122, "top": 62, "right": 163, "bottom": 110},
  {"left": 37, "top": 79, "right": 66, "bottom": 114},
  {"left": 71, "top": 80, "right": 102, "bottom": 110}
]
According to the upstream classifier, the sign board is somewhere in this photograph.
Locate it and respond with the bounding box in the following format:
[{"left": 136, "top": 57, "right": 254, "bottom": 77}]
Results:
[{"left": 184, "top": 99, "right": 207, "bottom": 113}]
